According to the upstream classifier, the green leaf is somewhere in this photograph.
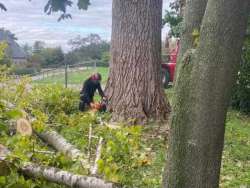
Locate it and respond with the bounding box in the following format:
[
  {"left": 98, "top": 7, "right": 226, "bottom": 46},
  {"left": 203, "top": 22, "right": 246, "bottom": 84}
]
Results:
[
  {"left": 5, "top": 109, "right": 23, "bottom": 119},
  {"left": 0, "top": 121, "right": 8, "bottom": 132},
  {"left": 77, "top": 0, "right": 90, "bottom": 10}
]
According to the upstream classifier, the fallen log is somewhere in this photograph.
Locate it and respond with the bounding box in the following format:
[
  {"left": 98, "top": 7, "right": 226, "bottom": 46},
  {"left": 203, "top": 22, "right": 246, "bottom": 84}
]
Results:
[
  {"left": 91, "top": 137, "right": 103, "bottom": 175},
  {"left": 4, "top": 104, "right": 89, "bottom": 168},
  {"left": 87, "top": 124, "right": 93, "bottom": 163},
  {"left": 21, "top": 163, "right": 117, "bottom": 188},
  {"left": 38, "top": 130, "right": 89, "bottom": 167},
  {"left": 0, "top": 145, "right": 118, "bottom": 188}
]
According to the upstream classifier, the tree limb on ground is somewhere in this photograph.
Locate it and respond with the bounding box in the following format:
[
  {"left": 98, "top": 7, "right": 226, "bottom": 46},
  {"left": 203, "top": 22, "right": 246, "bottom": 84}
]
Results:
[
  {"left": 21, "top": 163, "right": 117, "bottom": 188},
  {"left": 1, "top": 100, "right": 89, "bottom": 168},
  {"left": 0, "top": 144, "right": 118, "bottom": 188},
  {"left": 90, "top": 137, "right": 103, "bottom": 175},
  {"left": 38, "top": 130, "right": 89, "bottom": 168}
]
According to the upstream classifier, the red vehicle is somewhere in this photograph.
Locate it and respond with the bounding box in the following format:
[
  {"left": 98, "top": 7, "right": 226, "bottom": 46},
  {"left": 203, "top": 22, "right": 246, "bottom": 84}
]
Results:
[{"left": 161, "top": 38, "right": 179, "bottom": 88}]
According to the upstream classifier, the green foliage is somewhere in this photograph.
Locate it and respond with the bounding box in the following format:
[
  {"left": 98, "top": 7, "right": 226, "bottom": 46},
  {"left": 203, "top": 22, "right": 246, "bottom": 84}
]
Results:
[
  {"left": 162, "top": 10, "right": 183, "bottom": 37},
  {"left": 67, "top": 34, "right": 110, "bottom": 64},
  {"left": 0, "top": 42, "right": 7, "bottom": 60},
  {"left": 101, "top": 51, "right": 110, "bottom": 64},
  {"left": 43, "top": 0, "right": 90, "bottom": 21},
  {"left": 41, "top": 47, "right": 64, "bottom": 67},
  {"left": 30, "top": 45, "right": 64, "bottom": 68},
  {"left": 0, "top": 70, "right": 167, "bottom": 187},
  {"left": 27, "top": 85, "right": 79, "bottom": 121},
  {"left": 0, "top": 70, "right": 249, "bottom": 187},
  {"left": 0, "top": 42, "right": 12, "bottom": 67},
  {"left": 231, "top": 36, "right": 250, "bottom": 114},
  {"left": 0, "top": 0, "right": 90, "bottom": 21},
  {"left": 10, "top": 67, "right": 37, "bottom": 75},
  {"left": 77, "top": 0, "right": 90, "bottom": 10}
]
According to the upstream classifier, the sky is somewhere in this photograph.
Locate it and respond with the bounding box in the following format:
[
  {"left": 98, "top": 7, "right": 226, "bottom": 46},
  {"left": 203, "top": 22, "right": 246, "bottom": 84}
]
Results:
[{"left": 0, "top": 0, "right": 172, "bottom": 52}]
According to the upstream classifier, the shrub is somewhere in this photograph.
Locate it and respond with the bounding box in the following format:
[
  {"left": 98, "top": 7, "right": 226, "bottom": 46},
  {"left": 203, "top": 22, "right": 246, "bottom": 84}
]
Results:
[
  {"left": 10, "top": 67, "right": 37, "bottom": 75},
  {"left": 231, "top": 37, "right": 250, "bottom": 114}
]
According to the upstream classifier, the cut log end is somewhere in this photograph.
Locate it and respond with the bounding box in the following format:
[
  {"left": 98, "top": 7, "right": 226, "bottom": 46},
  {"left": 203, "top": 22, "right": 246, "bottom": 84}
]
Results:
[{"left": 16, "top": 118, "right": 32, "bottom": 136}]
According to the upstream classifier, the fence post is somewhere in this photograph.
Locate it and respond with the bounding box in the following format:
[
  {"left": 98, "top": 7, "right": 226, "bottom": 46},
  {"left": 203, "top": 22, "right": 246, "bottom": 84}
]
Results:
[
  {"left": 94, "top": 60, "right": 97, "bottom": 71},
  {"left": 65, "top": 63, "right": 68, "bottom": 88}
]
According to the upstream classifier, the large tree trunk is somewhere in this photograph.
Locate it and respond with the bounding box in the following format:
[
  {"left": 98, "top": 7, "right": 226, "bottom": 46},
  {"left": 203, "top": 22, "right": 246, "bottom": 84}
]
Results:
[
  {"left": 164, "top": 0, "right": 250, "bottom": 187},
  {"left": 105, "top": 0, "right": 170, "bottom": 123}
]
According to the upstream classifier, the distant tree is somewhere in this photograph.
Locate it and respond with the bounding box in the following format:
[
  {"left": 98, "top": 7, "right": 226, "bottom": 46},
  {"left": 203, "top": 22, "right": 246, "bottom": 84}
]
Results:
[
  {"left": 28, "top": 53, "right": 44, "bottom": 69},
  {"left": 68, "top": 34, "right": 102, "bottom": 49},
  {"left": 231, "top": 18, "right": 250, "bottom": 114},
  {"left": 68, "top": 34, "right": 110, "bottom": 61},
  {"left": 29, "top": 42, "right": 64, "bottom": 68},
  {"left": 22, "top": 43, "right": 33, "bottom": 56},
  {"left": 64, "top": 51, "right": 79, "bottom": 65},
  {"left": 168, "top": 0, "right": 186, "bottom": 17},
  {"left": 33, "top": 41, "right": 45, "bottom": 53},
  {"left": 162, "top": 1, "right": 184, "bottom": 37},
  {"left": 40, "top": 47, "right": 64, "bottom": 67},
  {"left": 101, "top": 51, "right": 110, "bottom": 64}
]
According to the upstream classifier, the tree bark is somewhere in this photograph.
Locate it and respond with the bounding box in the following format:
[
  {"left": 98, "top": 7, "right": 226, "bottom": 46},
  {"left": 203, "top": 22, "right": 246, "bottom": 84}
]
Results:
[
  {"left": 164, "top": 0, "right": 250, "bottom": 188},
  {"left": 174, "top": 0, "right": 208, "bottom": 81},
  {"left": 179, "top": 0, "right": 186, "bottom": 17},
  {"left": 21, "top": 163, "right": 117, "bottom": 188},
  {"left": 178, "top": 0, "right": 208, "bottom": 56},
  {"left": 38, "top": 130, "right": 88, "bottom": 167},
  {"left": 105, "top": 0, "right": 170, "bottom": 123}
]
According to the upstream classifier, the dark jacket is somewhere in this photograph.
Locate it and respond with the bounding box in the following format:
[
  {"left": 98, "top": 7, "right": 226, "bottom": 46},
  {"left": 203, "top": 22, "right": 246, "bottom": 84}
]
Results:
[{"left": 80, "top": 78, "right": 104, "bottom": 103}]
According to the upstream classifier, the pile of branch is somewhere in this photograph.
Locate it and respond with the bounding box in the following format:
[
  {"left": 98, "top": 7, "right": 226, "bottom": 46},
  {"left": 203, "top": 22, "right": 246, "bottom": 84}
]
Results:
[
  {"left": 1, "top": 102, "right": 117, "bottom": 187},
  {"left": 22, "top": 163, "right": 116, "bottom": 188},
  {"left": 38, "top": 130, "right": 89, "bottom": 168},
  {"left": 0, "top": 145, "right": 117, "bottom": 188}
]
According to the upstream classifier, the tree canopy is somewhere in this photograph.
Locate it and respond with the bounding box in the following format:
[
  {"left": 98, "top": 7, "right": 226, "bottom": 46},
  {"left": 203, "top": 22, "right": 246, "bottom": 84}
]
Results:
[
  {"left": 67, "top": 34, "right": 110, "bottom": 63},
  {"left": 0, "top": 2, "right": 6, "bottom": 11},
  {"left": 0, "top": 0, "right": 90, "bottom": 21},
  {"left": 162, "top": 1, "right": 183, "bottom": 37}
]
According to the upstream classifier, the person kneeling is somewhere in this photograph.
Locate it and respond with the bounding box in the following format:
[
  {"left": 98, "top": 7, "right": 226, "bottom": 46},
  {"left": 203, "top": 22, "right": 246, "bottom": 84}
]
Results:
[{"left": 79, "top": 73, "right": 106, "bottom": 112}]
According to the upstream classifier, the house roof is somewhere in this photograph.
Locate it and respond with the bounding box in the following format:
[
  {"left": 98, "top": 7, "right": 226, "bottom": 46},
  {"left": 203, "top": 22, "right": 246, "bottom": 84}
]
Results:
[{"left": 0, "top": 29, "right": 27, "bottom": 59}]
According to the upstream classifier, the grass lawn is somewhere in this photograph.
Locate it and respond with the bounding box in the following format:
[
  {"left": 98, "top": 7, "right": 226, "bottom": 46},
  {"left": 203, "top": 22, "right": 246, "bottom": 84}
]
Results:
[
  {"left": 220, "top": 111, "right": 250, "bottom": 187},
  {"left": 33, "top": 67, "right": 109, "bottom": 85},
  {"left": 130, "top": 109, "right": 250, "bottom": 187}
]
